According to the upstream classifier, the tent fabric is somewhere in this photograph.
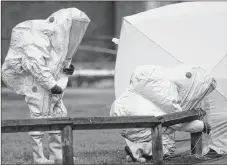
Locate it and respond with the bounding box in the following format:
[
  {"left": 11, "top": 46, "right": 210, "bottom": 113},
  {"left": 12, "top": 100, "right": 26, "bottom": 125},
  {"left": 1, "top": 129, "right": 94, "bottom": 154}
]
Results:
[{"left": 114, "top": 2, "right": 227, "bottom": 155}]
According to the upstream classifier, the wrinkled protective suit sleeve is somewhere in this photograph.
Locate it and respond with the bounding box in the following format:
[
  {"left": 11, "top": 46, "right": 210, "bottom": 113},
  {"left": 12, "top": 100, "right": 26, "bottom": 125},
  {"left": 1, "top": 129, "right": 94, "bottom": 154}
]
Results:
[{"left": 21, "top": 45, "right": 56, "bottom": 90}]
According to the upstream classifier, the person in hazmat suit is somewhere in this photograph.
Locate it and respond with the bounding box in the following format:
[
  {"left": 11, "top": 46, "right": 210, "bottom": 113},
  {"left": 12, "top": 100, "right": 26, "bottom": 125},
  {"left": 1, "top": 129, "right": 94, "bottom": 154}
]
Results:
[
  {"left": 2, "top": 8, "right": 90, "bottom": 164},
  {"left": 110, "top": 65, "right": 216, "bottom": 162}
]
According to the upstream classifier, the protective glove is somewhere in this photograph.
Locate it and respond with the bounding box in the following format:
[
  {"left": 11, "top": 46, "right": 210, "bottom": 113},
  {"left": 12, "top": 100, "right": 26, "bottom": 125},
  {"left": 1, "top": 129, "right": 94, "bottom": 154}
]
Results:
[
  {"left": 63, "top": 64, "right": 75, "bottom": 75},
  {"left": 50, "top": 85, "right": 63, "bottom": 94},
  {"left": 203, "top": 121, "right": 211, "bottom": 134}
]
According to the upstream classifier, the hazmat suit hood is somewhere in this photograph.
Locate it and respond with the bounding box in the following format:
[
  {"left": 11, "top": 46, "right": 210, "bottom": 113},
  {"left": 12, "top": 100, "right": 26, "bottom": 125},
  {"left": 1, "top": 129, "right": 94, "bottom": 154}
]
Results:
[{"left": 2, "top": 8, "right": 90, "bottom": 95}]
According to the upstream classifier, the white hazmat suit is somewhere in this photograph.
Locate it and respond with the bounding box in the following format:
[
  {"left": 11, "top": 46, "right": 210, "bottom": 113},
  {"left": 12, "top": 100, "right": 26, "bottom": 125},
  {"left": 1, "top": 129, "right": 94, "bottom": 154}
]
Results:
[
  {"left": 110, "top": 65, "right": 216, "bottom": 162},
  {"left": 2, "top": 8, "right": 90, "bottom": 164}
]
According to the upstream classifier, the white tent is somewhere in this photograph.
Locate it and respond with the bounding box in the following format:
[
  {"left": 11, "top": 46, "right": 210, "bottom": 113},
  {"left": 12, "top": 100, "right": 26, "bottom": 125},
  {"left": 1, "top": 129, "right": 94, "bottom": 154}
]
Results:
[{"left": 115, "top": 2, "right": 227, "bottom": 155}]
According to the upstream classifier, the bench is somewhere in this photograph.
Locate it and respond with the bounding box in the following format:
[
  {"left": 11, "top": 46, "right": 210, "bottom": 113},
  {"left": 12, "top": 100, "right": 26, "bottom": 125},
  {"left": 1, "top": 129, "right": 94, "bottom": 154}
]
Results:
[{"left": 1, "top": 108, "right": 206, "bottom": 165}]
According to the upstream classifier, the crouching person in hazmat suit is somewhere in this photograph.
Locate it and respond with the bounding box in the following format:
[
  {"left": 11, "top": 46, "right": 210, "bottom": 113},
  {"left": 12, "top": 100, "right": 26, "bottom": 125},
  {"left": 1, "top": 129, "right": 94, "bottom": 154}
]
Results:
[
  {"left": 2, "top": 8, "right": 90, "bottom": 164},
  {"left": 110, "top": 65, "right": 216, "bottom": 162}
]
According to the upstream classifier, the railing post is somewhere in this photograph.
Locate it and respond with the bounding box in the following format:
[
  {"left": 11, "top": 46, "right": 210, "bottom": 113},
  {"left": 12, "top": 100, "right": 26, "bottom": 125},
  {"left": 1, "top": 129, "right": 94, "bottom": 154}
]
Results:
[
  {"left": 62, "top": 125, "right": 74, "bottom": 165},
  {"left": 152, "top": 123, "right": 163, "bottom": 165},
  {"left": 191, "top": 132, "right": 202, "bottom": 155},
  {"left": 191, "top": 114, "right": 203, "bottom": 156}
]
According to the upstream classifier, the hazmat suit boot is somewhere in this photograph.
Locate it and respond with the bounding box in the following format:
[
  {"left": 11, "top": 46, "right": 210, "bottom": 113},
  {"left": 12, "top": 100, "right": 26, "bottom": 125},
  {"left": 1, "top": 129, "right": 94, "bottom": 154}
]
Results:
[
  {"left": 48, "top": 131, "right": 63, "bottom": 164},
  {"left": 125, "top": 145, "right": 169, "bottom": 162},
  {"left": 29, "top": 131, "right": 54, "bottom": 164},
  {"left": 48, "top": 131, "right": 76, "bottom": 164},
  {"left": 125, "top": 146, "right": 146, "bottom": 162}
]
